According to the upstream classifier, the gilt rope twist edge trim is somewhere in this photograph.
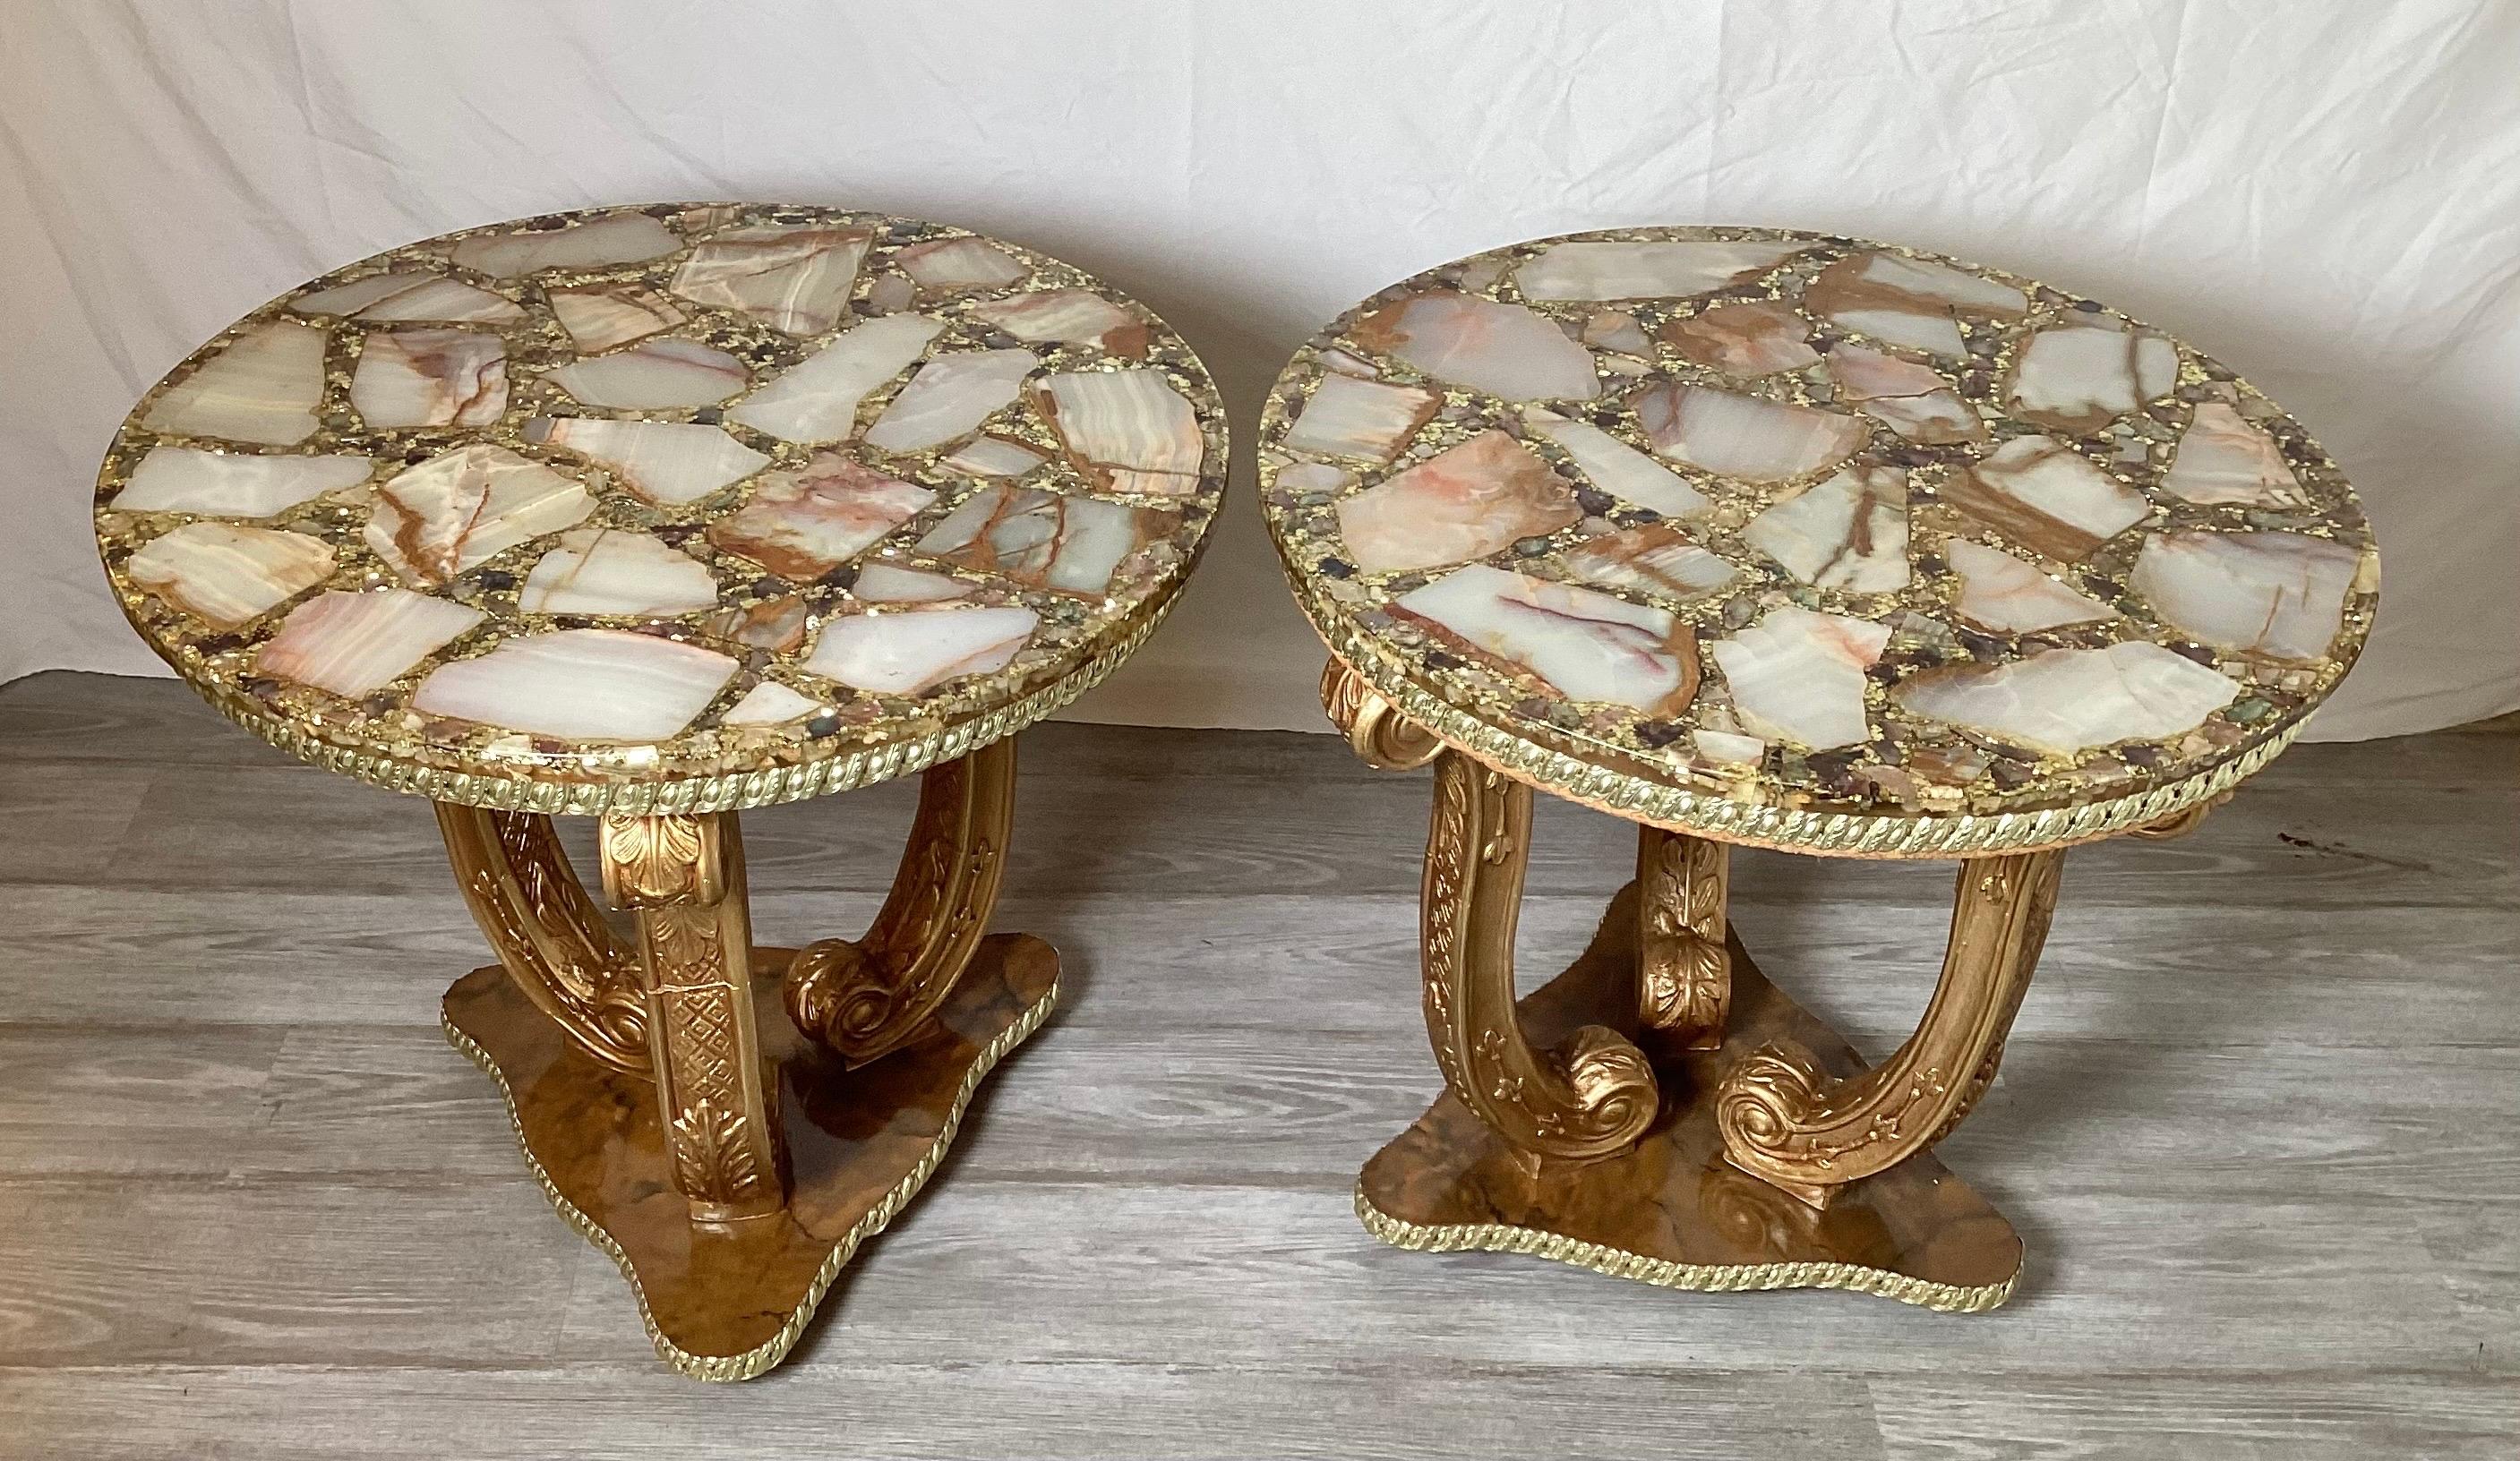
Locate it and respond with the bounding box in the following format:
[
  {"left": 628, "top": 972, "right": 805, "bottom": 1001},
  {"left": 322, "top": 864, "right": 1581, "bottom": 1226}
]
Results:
[
  {"left": 1286, "top": 565, "right": 2301, "bottom": 857},
  {"left": 1353, "top": 1185, "right": 2016, "bottom": 1314},
  {"left": 441, "top": 975, "right": 1059, "bottom": 1381},
  {"left": 169, "top": 578, "right": 1183, "bottom": 816}
]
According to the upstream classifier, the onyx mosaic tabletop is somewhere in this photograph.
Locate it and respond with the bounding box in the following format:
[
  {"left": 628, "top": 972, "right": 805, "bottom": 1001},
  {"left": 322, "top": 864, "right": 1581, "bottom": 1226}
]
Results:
[
  {"left": 94, "top": 202, "right": 1228, "bottom": 814},
  {"left": 1260, "top": 226, "right": 2375, "bottom": 855}
]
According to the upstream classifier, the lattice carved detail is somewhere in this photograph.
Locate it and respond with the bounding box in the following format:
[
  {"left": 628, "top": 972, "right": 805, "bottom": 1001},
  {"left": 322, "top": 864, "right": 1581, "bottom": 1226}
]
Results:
[{"left": 598, "top": 810, "right": 787, "bottom": 1222}]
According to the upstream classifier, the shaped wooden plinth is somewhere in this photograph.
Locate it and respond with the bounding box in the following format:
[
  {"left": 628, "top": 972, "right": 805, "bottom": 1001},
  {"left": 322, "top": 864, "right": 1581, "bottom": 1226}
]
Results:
[{"left": 444, "top": 933, "right": 1058, "bottom": 1380}]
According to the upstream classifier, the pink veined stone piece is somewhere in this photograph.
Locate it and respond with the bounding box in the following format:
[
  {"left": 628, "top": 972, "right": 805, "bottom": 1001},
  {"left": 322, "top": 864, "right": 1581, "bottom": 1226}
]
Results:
[
  {"left": 1663, "top": 301, "right": 1819, "bottom": 375},
  {"left": 1394, "top": 562, "right": 1699, "bottom": 713},
  {"left": 1629, "top": 383, "right": 1869, "bottom": 483},
  {"left": 1350, "top": 293, "right": 1599, "bottom": 401},
  {"left": 804, "top": 605, "right": 1041, "bottom": 696},
  {"left": 409, "top": 628, "right": 739, "bottom": 743},
  {"left": 1826, "top": 345, "right": 1985, "bottom": 445},
  {"left": 253, "top": 587, "right": 484, "bottom": 697},
  {"left": 1333, "top": 430, "right": 1581, "bottom": 575},
  {"left": 705, "top": 454, "right": 937, "bottom": 581},
  {"left": 350, "top": 329, "right": 508, "bottom": 430}
]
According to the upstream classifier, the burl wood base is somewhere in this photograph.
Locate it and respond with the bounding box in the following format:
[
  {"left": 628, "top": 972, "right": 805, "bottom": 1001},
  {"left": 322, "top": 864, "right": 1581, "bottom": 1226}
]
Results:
[
  {"left": 1357, "top": 884, "right": 2020, "bottom": 1312},
  {"left": 444, "top": 934, "right": 1058, "bottom": 1380}
]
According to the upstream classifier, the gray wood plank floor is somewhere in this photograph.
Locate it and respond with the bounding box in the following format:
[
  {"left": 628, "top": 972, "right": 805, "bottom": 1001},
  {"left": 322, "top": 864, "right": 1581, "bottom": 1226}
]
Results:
[{"left": 0, "top": 670, "right": 2511, "bottom": 1459}]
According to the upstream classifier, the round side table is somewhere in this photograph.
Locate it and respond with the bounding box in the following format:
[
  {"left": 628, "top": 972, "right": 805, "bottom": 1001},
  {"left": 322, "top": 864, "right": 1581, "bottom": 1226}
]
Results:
[
  {"left": 93, "top": 203, "right": 1227, "bottom": 1378},
  {"left": 1261, "top": 226, "right": 2375, "bottom": 1311}
]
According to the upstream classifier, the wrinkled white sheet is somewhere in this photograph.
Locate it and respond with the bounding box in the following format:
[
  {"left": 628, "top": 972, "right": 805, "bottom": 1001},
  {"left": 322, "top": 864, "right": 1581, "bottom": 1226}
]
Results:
[{"left": 4, "top": 0, "right": 2514, "bottom": 739}]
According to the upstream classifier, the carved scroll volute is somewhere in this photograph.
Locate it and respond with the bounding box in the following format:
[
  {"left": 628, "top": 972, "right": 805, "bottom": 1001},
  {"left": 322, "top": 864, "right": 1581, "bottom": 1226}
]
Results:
[
  {"left": 1637, "top": 825, "right": 1731, "bottom": 1050},
  {"left": 1322, "top": 659, "right": 1440, "bottom": 772},
  {"left": 1716, "top": 849, "right": 2064, "bottom": 1209},
  {"left": 1422, "top": 749, "right": 1659, "bottom": 1161},
  {"left": 434, "top": 803, "right": 649, "bottom": 1075},
  {"left": 598, "top": 811, "right": 787, "bottom": 1224},
  {"left": 2129, "top": 790, "right": 2233, "bottom": 842},
  {"left": 784, "top": 737, "right": 1015, "bottom": 1067}
]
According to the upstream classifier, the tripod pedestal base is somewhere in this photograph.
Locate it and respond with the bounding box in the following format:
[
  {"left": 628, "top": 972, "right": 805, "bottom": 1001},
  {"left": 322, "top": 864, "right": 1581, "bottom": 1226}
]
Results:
[
  {"left": 444, "top": 933, "right": 1059, "bottom": 1380},
  {"left": 1357, "top": 886, "right": 2021, "bottom": 1313}
]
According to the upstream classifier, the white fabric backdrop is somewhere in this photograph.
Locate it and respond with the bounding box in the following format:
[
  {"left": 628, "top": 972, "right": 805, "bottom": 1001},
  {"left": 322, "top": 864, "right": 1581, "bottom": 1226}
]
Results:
[{"left": 5, "top": 0, "right": 2515, "bottom": 739}]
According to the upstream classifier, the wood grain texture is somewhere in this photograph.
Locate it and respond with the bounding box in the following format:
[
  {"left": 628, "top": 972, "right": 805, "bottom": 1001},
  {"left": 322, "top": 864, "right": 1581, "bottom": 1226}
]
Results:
[{"left": 0, "top": 670, "right": 2513, "bottom": 1457}]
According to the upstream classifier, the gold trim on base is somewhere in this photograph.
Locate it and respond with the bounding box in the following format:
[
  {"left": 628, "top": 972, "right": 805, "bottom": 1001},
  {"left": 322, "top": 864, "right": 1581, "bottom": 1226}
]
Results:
[
  {"left": 1352, "top": 1184, "right": 2017, "bottom": 1315},
  {"left": 443, "top": 974, "right": 1058, "bottom": 1382}
]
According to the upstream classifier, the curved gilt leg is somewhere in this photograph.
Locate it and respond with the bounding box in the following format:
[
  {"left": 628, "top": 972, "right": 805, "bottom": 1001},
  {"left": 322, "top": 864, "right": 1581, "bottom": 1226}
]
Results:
[
  {"left": 1423, "top": 749, "right": 1658, "bottom": 1161},
  {"left": 1321, "top": 659, "right": 1439, "bottom": 771},
  {"left": 784, "top": 737, "right": 1015, "bottom": 1066},
  {"left": 1637, "top": 825, "right": 1730, "bottom": 1049},
  {"left": 1717, "top": 849, "right": 2063, "bottom": 1208},
  {"left": 434, "top": 803, "right": 648, "bottom": 1075},
  {"left": 600, "top": 812, "right": 787, "bottom": 1224}
]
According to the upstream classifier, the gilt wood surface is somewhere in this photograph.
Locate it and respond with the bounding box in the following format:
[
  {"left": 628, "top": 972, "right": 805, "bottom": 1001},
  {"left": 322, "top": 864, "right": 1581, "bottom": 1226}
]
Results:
[{"left": 0, "top": 671, "right": 2513, "bottom": 1458}]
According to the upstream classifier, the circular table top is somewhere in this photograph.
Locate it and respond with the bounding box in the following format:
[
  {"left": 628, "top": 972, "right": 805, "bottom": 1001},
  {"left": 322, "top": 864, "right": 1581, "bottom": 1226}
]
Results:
[
  {"left": 95, "top": 203, "right": 1228, "bottom": 815},
  {"left": 1261, "top": 227, "right": 2376, "bottom": 857}
]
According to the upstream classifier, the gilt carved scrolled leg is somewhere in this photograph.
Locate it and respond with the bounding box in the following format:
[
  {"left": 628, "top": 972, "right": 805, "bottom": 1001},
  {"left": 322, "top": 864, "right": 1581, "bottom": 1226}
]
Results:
[
  {"left": 1637, "top": 824, "right": 1731, "bottom": 1050},
  {"left": 1321, "top": 659, "right": 1440, "bottom": 771},
  {"left": 1422, "top": 749, "right": 1659, "bottom": 1162},
  {"left": 1716, "top": 849, "right": 2063, "bottom": 1209},
  {"left": 434, "top": 803, "right": 649, "bottom": 1075},
  {"left": 598, "top": 811, "right": 788, "bottom": 1224},
  {"left": 784, "top": 737, "right": 1016, "bottom": 1066}
]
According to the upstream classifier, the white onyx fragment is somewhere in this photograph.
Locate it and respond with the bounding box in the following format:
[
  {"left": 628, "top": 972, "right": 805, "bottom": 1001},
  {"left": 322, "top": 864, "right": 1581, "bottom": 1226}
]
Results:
[
  {"left": 1709, "top": 606, "right": 1890, "bottom": 751},
  {"left": 547, "top": 337, "right": 749, "bottom": 409},
  {"left": 1945, "top": 538, "right": 2119, "bottom": 633},
  {"left": 805, "top": 606, "right": 1040, "bottom": 696},
  {"left": 1943, "top": 435, "right": 2151, "bottom": 561},
  {"left": 852, "top": 563, "right": 972, "bottom": 602},
  {"left": 864, "top": 274, "right": 918, "bottom": 313},
  {"left": 411, "top": 628, "right": 738, "bottom": 742},
  {"left": 113, "top": 447, "right": 373, "bottom": 517},
  {"left": 1892, "top": 641, "right": 2239, "bottom": 754},
  {"left": 1581, "top": 310, "right": 1653, "bottom": 356},
  {"left": 351, "top": 329, "right": 507, "bottom": 429},
  {"left": 448, "top": 214, "right": 680, "bottom": 278},
  {"left": 1663, "top": 301, "right": 1819, "bottom": 375},
  {"left": 1351, "top": 294, "right": 1599, "bottom": 401},
  {"left": 897, "top": 237, "right": 1027, "bottom": 293},
  {"left": 1694, "top": 729, "right": 1767, "bottom": 765},
  {"left": 1804, "top": 252, "right": 2027, "bottom": 356},
  {"left": 1395, "top": 563, "right": 1697, "bottom": 713},
  {"left": 2008, "top": 325, "right": 2180, "bottom": 432},
  {"left": 547, "top": 284, "right": 690, "bottom": 353},
  {"left": 965, "top": 289, "right": 1148, "bottom": 355},
  {"left": 1521, "top": 408, "right": 1713, "bottom": 522},
  {"left": 1827, "top": 345, "right": 1984, "bottom": 444},
  {"left": 141, "top": 320, "right": 328, "bottom": 446},
  {"left": 2161, "top": 402, "right": 2310, "bottom": 507},
  {"left": 123, "top": 521, "right": 335, "bottom": 628},
  {"left": 1513, "top": 240, "right": 1799, "bottom": 301},
  {"left": 521, "top": 417, "right": 769, "bottom": 507},
  {"left": 862, "top": 349, "right": 1040, "bottom": 452},
  {"left": 941, "top": 436, "right": 1048, "bottom": 477},
  {"left": 519, "top": 528, "right": 722, "bottom": 616},
  {"left": 1281, "top": 374, "right": 1439, "bottom": 463},
  {"left": 718, "top": 680, "right": 827, "bottom": 726},
  {"left": 1033, "top": 369, "right": 1206, "bottom": 496},
  {"left": 1631, "top": 383, "right": 1869, "bottom": 483},
  {"left": 2130, "top": 530, "right": 2360, "bottom": 662},
  {"left": 671, "top": 225, "right": 872, "bottom": 336},
  {"left": 706, "top": 454, "right": 936, "bottom": 581},
  {"left": 726, "top": 313, "right": 943, "bottom": 442},
  {"left": 1559, "top": 524, "right": 1736, "bottom": 601},
  {"left": 1333, "top": 430, "right": 1580, "bottom": 575},
  {"left": 364, "top": 443, "right": 593, "bottom": 586},
  {"left": 291, "top": 271, "right": 523, "bottom": 323},
  {"left": 916, "top": 485, "right": 1162, "bottom": 594},
  {"left": 1742, "top": 465, "right": 1910, "bottom": 592},
  {"left": 253, "top": 587, "right": 484, "bottom": 696}
]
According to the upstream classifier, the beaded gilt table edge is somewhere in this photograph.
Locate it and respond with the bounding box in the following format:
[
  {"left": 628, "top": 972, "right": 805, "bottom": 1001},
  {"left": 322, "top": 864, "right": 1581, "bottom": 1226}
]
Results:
[
  {"left": 88, "top": 202, "right": 1230, "bottom": 1379},
  {"left": 1264, "top": 226, "right": 2374, "bottom": 1310}
]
